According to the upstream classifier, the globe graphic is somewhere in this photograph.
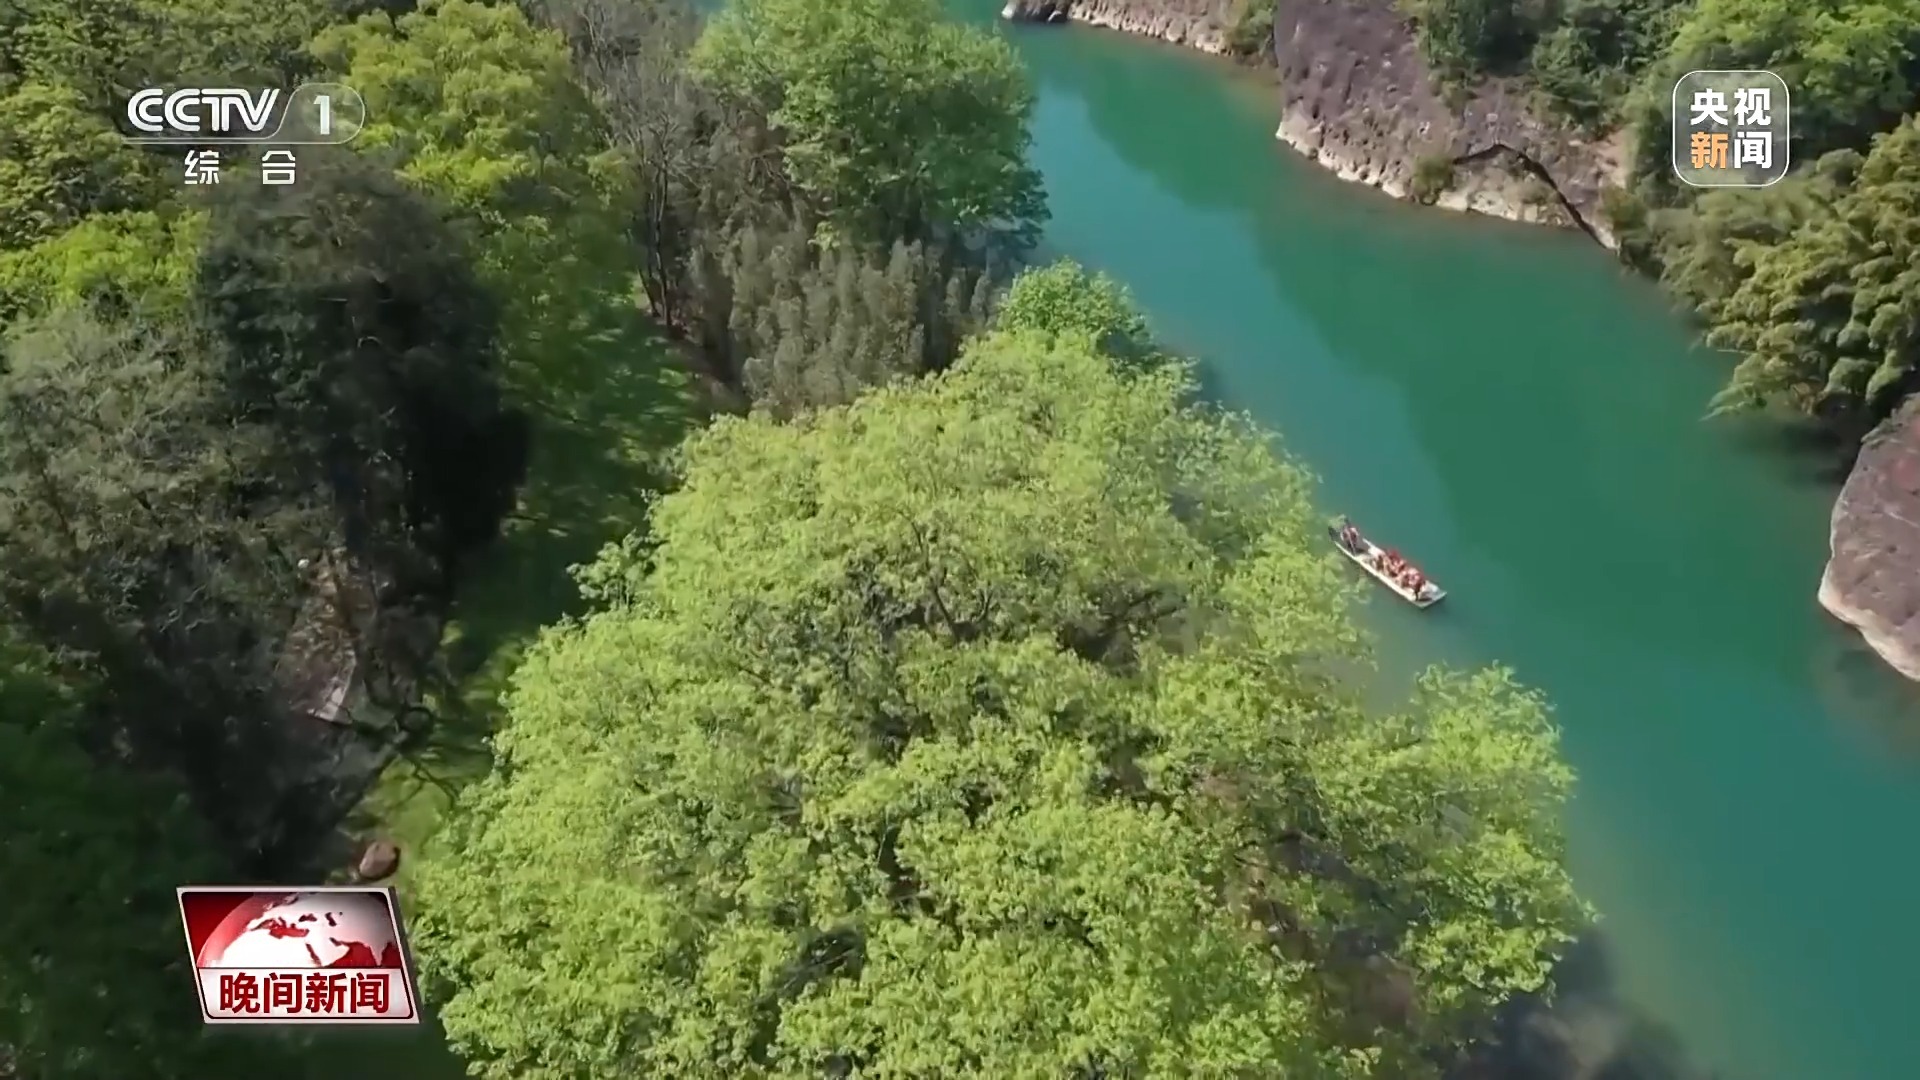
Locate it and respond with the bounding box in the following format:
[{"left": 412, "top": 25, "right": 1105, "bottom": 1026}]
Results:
[{"left": 198, "top": 891, "right": 403, "bottom": 969}]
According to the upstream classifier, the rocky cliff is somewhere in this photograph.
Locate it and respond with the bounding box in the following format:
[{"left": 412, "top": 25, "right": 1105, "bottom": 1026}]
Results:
[
  {"left": 1820, "top": 404, "right": 1920, "bottom": 682},
  {"left": 1004, "top": 0, "right": 1627, "bottom": 246},
  {"left": 1272, "top": 0, "right": 1625, "bottom": 245},
  {"left": 1003, "top": 0, "right": 1236, "bottom": 54}
]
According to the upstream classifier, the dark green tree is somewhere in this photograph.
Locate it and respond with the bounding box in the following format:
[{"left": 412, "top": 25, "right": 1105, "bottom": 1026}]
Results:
[
  {"left": 0, "top": 306, "right": 330, "bottom": 863},
  {"left": 1702, "top": 121, "right": 1920, "bottom": 425},
  {"left": 196, "top": 145, "right": 527, "bottom": 599},
  {"left": 699, "top": 219, "right": 993, "bottom": 415},
  {"left": 1526, "top": 0, "right": 1691, "bottom": 127},
  {"left": 0, "top": 627, "right": 324, "bottom": 1079},
  {"left": 1404, "top": 0, "right": 1553, "bottom": 81}
]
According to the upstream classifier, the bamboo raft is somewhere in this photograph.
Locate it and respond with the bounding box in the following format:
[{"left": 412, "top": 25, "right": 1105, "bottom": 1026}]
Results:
[{"left": 1327, "top": 524, "right": 1446, "bottom": 609}]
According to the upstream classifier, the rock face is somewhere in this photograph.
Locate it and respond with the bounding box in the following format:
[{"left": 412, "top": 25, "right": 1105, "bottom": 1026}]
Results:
[
  {"left": 1003, "top": 0, "right": 1236, "bottom": 55},
  {"left": 1820, "top": 403, "right": 1920, "bottom": 682},
  {"left": 1004, "top": 0, "right": 1627, "bottom": 245},
  {"left": 1271, "top": 0, "right": 1624, "bottom": 245}
]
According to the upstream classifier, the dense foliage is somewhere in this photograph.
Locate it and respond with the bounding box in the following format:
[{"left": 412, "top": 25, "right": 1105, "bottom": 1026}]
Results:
[
  {"left": 993, "top": 257, "right": 1159, "bottom": 362},
  {"left": 412, "top": 331, "right": 1586, "bottom": 1079},
  {"left": 0, "top": 0, "right": 561, "bottom": 1071},
  {"left": 691, "top": 0, "right": 1046, "bottom": 248},
  {"left": 524, "top": 0, "right": 1039, "bottom": 400},
  {"left": 1661, "top": 121, "right": 1920, "bottom": 421},
  {"left": 0, "top": 634, "right": 292, "bottom": 1080},
  {"left": 719, "top": 224, "right": 996, "bottom": 417}
]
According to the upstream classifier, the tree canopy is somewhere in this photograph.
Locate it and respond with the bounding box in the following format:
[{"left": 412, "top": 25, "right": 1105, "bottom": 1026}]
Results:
[
  {"left": 993, "top": 258, "right": 1159, "bottom": 363},
  {"left": 690, "top": 0, "right": 1047, "bottom": 248},
  {"left": 310, "top": 0, "right": 620, "bottom": 229},
  {"left": 0, "top": 637, "right": 277, "bottom": 1080},
  {"left": 1661, "top": 120, "right": 1920, "bottom": 421},
  {"left": 411, "top": 331, "right": 1585, "bottom": 1079}
]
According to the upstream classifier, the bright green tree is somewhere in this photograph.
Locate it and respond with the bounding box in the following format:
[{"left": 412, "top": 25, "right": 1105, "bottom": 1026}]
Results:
[
  {"left": 0, "top": 83, "right": 162, "bottom": 252},
  {"left": 1659, "top": 0, "right": 1920, "bottom": 159},
  {"left": 0, "top": 0, "right": 330, "bottom": 253},
  {"left": 411, "top": 331, "right": 1586, "bottom": 1079},
  {"left": 993, "top": 257, "right": 1158, "bottom": 363},
  {"left": 0, "top": 210, "right": 203, "bottom": 327},
  {"left": 310, "top": 0, "right": 620, "bottom": 229},
  {"left": 690, "top": 0, "right": 1047, "bottom": 248}
]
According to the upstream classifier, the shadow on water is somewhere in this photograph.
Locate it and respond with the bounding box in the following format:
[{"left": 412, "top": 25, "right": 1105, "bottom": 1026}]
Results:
[
  {"left": 1811, "top": 626, "right": 1920, "bottom": 762},
  {"left": 1718, "top": 412, "right": 1860, "bottom": 488},
  {"left": 1458, "top": 933, "right": 1727, "bottom": 1080}
]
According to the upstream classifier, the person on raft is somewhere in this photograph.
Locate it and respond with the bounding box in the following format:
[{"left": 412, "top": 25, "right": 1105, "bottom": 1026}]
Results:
[
  {"left": 1338, "top": 518, "right": 1363, "bottom": 552},
  {"left": 1375, "top": 550, "right": 1422, "bottom": 591}
]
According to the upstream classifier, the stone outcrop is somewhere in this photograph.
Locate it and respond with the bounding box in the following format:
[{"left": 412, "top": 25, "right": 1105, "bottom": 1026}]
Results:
[
  {"left": 1003, "top": 0, "right": 1236, "bottom": 55},
  {"left": 1820, "top": 402, "right": 1920, "bottom": 682},
  {"left": 1004, "top": 0, "right": 1628, "bottom": 246},
  {"left": 1270, "top": 0, "right": 1624, "bottom": 246},
  {"left": 356, "top": 838, "right": 401, "bottom": 882}
]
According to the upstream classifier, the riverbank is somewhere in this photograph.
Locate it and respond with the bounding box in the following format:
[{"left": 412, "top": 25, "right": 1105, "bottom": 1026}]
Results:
[{"left": 1003, "top": 0, "right": 1626, "bottom": 247}]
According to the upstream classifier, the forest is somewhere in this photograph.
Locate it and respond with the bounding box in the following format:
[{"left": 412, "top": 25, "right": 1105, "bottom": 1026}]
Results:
[
  {"left": 0, "top": 0, "right": 1591, "bottom": 1077},
  {"left": 1385, "top": 0, "right": 1920, "bottom": 441}
]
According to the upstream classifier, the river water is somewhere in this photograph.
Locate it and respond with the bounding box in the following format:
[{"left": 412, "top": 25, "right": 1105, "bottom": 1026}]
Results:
[{"left": 972, "top": 10, "right": 1920, "bottom": 1080}]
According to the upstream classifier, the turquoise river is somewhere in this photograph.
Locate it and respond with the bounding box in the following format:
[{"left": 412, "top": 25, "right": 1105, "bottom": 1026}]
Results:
[{"left": 971, "top": 8, "right": 1920, "bottom": 1080}]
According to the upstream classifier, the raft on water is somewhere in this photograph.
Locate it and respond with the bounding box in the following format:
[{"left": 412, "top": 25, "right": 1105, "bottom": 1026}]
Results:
[{"left": 1327, "top": 523, "right": 1446, "bottom": 609}]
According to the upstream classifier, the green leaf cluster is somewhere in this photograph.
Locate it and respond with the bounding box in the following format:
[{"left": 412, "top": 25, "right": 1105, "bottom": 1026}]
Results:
[{"left": 993, "top": 258, "right": 1159, "bottom": 364}]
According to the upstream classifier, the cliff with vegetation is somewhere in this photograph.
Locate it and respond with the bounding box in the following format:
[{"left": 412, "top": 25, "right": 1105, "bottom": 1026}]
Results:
[
  {"left": 1004, "top": 0, "right": 1627, "bottom": 245},
  {"left": 1270, "top": 0, "right": 1625, "bottom": 245},
  {"left": 1820, "top": 404, "right": 1920, "bottom": 681}
]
